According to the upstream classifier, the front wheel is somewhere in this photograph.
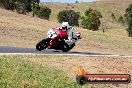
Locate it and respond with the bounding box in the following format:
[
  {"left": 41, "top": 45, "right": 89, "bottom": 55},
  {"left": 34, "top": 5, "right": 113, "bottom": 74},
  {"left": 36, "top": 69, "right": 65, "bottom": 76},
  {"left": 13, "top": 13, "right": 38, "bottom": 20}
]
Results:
[{"left": 36, "top": 38, "right": 50, "bottom": 51}]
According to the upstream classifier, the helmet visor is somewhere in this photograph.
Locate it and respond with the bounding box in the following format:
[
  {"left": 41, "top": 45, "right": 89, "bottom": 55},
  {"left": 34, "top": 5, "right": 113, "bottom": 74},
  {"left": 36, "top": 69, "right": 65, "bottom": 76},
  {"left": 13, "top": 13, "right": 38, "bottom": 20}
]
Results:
[{"left": 62, "top": 27, "right": 67, "bottom": 31}]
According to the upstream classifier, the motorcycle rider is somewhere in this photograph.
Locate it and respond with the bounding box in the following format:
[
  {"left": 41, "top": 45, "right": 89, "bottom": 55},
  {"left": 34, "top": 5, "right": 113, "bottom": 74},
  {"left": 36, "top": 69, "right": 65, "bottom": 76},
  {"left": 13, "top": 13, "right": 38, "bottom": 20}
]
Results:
[{"left": 61, "top": 22, "right": 78, "bottom": 48}]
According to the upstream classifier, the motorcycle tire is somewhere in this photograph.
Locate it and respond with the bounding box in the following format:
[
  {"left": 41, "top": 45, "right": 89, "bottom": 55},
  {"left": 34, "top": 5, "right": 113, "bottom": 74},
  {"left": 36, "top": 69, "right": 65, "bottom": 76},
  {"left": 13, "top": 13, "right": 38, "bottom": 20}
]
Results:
[
  {"left": 69, "top": 43, "right": 75, "bottom": 50},
  {"left": 62, "top": 44, "right": 70, "bottom": 52},
  {"left": 36, "top": 38, "right": 50, "bottom": 51},
  {"left": 62, "top": 43, "right": 75, "bottom": 52}
]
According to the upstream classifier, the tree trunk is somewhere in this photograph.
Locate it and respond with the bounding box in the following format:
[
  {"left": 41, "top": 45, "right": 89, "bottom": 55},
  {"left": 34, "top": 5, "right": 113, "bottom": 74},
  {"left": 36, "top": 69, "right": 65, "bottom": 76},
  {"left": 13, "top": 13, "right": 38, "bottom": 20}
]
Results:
[{"left": 129, "top": 34, "right": 132, "bottom": 37}]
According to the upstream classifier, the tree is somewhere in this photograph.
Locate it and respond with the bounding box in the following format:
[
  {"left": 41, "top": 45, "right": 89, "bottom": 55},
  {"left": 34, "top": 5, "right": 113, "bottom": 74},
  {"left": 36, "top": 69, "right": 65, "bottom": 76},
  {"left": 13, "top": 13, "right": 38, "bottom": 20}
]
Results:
[
  {"left": 81, "top": 8, "right": 102, "bottom": 31},
  {"left": 15, "top": 1, "right": 26, "bottom": 14},
  {"left": 124, "top": 3, "right": 132, "bottom": 37},
  {"left": 36, "top": 6, "right": 51, "bottom": 20},
  {"left": 0, "top": 0, "right": 16, "bottom": 10},
  {"left": 16, "top": 0, "right": 40, "bottom": 13},
  {"left": 57, "top": 10, "right": 80, "bottom": 26},
  {"left": 75, "top": 1, "right": 79, "bottom": 3},
  {"left": 0, "top": 0, "right": 40, "bottom": 14},
  {"left": 32, "top": 2, "right": 40, "bottom": 17}
]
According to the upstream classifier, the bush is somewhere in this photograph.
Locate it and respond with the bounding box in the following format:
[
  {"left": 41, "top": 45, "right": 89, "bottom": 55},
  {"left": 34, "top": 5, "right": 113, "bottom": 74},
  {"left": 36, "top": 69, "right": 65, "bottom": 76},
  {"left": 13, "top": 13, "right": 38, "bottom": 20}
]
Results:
[
  {"left": 32, "top": 2, "right": 40, "bottom": 17},
  {"left": 127, "top": 26, "right": 132, "bottom": 37},
  {"left": 16, "top": 0, "right": 40, "bottom": 13},
  {"left": 81, "top": 16, "right": 92, "bottom": 29},
  {"left": 81, "top": 8, "right": 102, "bottom": 31},
  {"left": 37, "top": 6, "right": 51, "bottom": 20},
  {"left": 118, "top": 15, "right": 125, "bottom": 24},
  {"left": 0, "top": 0, "right": 16, "bottom": 10},
  {"left": 15, "top": 1, "right": 26, "bottom": 14},
  {"left": 75, "top": 1, "right": 79, "bottom": 3},
  {"left": 84, "top": 8, "right": 93, "bottom": 16},
  {"left": 124, "top": 3, "right": 132, "bottom": 37},
  {"left": 57, "top": 10, "right": 80, "bottom": 26},
  {"left": 0, "top": 0, "right": 40, "bottom": 14}
]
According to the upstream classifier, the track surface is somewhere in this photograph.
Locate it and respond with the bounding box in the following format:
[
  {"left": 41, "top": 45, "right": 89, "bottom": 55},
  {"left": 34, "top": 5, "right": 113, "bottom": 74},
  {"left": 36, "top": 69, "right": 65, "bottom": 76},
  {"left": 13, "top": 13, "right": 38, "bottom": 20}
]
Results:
[{"left": 0, "top": 46, "right": 127, "bottom": 57}]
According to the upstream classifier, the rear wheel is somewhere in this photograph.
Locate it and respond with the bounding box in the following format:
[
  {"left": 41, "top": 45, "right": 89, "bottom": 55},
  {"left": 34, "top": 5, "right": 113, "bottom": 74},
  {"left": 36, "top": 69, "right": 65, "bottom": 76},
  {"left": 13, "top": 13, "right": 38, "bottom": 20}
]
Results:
[
  {"left": 62, "top": 43, "right": 75, "bottom": 52},
  {"left": 62, "top": 44, "right": 70, "bottom": 52},
  {"left": 69, "top": 43, "right": 75, "bottom": 50},
  {"left": 36, "top": 38, "right": 50, "bottom": 51}
]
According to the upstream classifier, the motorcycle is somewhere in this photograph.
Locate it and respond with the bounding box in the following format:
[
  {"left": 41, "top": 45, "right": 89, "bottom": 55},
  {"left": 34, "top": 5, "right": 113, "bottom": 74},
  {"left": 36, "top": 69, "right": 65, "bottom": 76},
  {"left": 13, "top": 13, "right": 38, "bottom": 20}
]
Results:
[{"left": 36, "top": 28, "right": 81, "bottom": 52}]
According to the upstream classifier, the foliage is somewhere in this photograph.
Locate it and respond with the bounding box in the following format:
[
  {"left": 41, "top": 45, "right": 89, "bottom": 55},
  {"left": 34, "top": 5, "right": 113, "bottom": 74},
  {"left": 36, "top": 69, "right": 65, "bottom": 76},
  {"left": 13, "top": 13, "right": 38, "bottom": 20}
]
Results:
[
  {"left": 15, "top": 1, "right": 26, "bottom": 14},
  {"left": 75, "top": 1, "right": 79, "bottom": 3},
  {"left": 16, "top": 0, "right": 40, "bottom": 13},
  {"left": 57, "top": 10, "right": 80, "bottom": 26},
  {"left": 0, "top": 0, "right": 16, "bottom": 10},
  {"left": 118, "top": 15, "right": 125, "bottom": 24},
  {"left": 0, "top": 0, "right": 40, "bottom": 13},
  {"left": 124, "top": 3, "right": 132, "bottom": 36},
  {"left": 36, "top": 6, "right": 51, "bottom": 20},
  {"left": 32, "top": 2, "right": 40, "bottom": 17},
  {"left": 81, "top": 8, "right": 102, "bottom": 31},
  {"left": 0, "top": 0, "right": 52, "bottom": 20},
  {"left": 127, "top": 26, "right": 132, "bottom": 36}
]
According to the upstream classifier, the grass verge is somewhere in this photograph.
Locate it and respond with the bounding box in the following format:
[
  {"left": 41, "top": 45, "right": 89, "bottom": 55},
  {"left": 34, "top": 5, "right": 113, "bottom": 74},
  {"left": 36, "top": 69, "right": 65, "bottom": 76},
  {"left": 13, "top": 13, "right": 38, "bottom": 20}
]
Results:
[{"left": 0, "top": 55, "right": 80, "bottom": 88}]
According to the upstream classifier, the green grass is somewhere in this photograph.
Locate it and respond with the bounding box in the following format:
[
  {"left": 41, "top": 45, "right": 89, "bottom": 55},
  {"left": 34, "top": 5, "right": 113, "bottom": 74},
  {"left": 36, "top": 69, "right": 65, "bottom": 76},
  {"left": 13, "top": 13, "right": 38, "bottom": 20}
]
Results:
[{"left": 0, "top": 55, "right": 80, "bottom": 88}]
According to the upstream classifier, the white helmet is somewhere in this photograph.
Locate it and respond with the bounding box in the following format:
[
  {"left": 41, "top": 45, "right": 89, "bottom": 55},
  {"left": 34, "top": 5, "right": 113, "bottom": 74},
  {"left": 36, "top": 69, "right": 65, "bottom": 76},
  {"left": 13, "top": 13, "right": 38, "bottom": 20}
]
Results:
[{"left": 62, "top": 22, "right": 69, "bottom": 31}]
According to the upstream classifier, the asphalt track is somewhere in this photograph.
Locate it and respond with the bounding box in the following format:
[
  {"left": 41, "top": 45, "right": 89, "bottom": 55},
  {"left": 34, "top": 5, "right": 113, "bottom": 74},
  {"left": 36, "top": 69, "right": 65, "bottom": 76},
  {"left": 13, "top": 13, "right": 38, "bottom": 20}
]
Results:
[{"left": 0, "top": 46, "right": 130, "bottom": 57}]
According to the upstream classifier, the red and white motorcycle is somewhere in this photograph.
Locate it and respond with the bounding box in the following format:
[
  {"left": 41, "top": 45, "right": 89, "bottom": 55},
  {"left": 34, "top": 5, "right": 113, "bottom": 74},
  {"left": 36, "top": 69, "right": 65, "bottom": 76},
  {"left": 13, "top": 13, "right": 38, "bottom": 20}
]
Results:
[{"left": 36, "top": 27, "right": 81, "bottom": 52}]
